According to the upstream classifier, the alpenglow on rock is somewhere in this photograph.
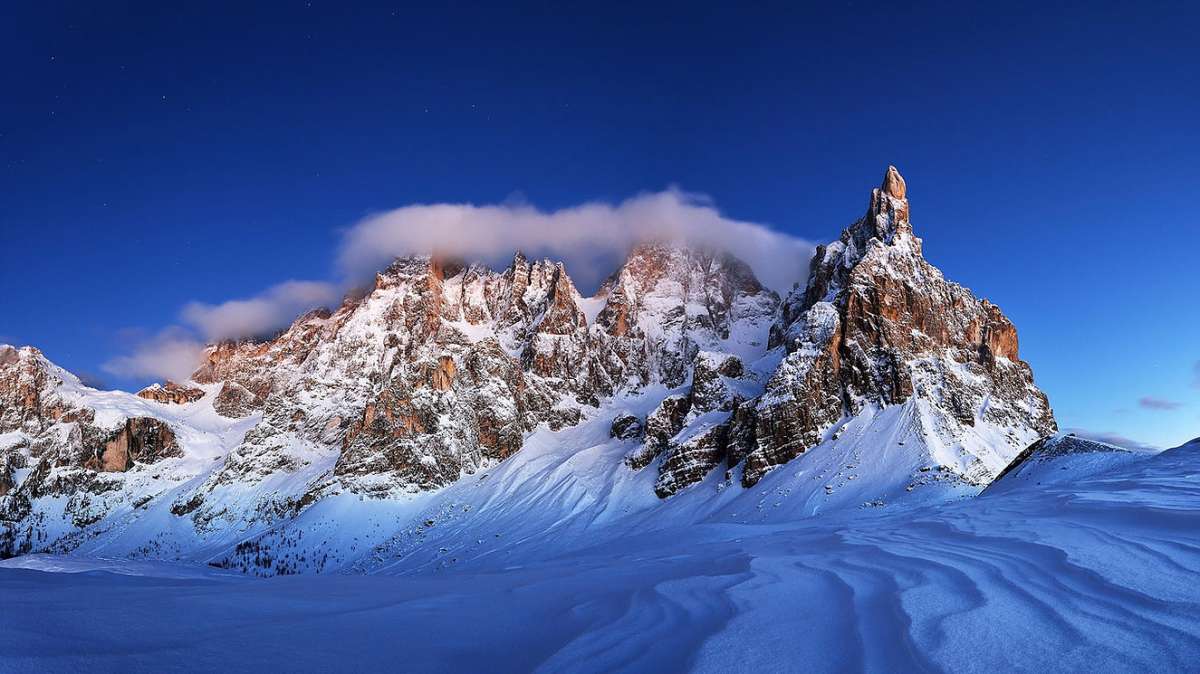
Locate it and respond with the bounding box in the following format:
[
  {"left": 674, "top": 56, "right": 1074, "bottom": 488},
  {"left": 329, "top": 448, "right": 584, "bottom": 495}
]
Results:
[
  {"left": 0, "top": 167, "right": 1056, "bottom": 568},
  {"left": 742, "top": 166, "right": 1056, "bottom": 486}
]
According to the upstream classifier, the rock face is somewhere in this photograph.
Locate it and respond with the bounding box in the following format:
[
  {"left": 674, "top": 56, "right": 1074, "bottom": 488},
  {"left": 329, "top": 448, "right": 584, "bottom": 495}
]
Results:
[
  {"left": 172, "top": 243, "right": 779, "bottom": 512},
  {"left": 213, "top": 382, "right": 258, "bottom": 418},
  {"left": 609, "top": 413, "right": 644, "bottom": 441},
  {"left": 0, "top": 345, "right": 81, "bottom": 435},
  {"left": 0, "top": 166, "right": 1059, "bottom": 567},
  {"left": 595, "top": 244, "right": 778, "bottom": 390},
  {"left": 0, "top": 347, "right": 191, "bottom": 554},
  {"left": 0, "top": 349, "right": 183, "bottom": 474},
  {"left": 627, "top": 394, "right": 692, "bottom": 470},
  {"left": 136, "top": 381, "right": 205, "bottom": 405},
  {"left": 84, "top": 418, "right": 181, "bottom": 473}
]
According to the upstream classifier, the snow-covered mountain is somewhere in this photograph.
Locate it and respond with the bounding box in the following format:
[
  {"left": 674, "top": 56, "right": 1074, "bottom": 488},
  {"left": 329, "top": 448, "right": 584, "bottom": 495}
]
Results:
[{"left": 1, "top": 167, "right": 1058, "bottom": 570}]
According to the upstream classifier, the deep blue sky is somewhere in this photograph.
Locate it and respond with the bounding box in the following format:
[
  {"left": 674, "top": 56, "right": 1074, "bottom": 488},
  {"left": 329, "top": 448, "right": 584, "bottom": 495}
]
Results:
[{"left": 2, "top": 1, "right": 1197, "bottom": 447}]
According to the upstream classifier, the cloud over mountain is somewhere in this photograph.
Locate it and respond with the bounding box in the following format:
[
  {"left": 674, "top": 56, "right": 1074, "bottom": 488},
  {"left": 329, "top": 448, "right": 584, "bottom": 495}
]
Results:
[
  {"left": 335, "top": 189, "right": 814, "bottom": 293},
  {"left": 103, "top": 190, "right": 812, "bottom": 382},
  {"left": 181, "top": 281, "right": 339, "bottom": 342},
  {"left": 102, "top": 328, "right": 205, "bottom": 382}
]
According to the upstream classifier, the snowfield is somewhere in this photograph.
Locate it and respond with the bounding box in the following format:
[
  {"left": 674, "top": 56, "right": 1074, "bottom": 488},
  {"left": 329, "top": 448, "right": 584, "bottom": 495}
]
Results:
[{"left": 2, "top": 438, "right": 1197, "bottom": 673}]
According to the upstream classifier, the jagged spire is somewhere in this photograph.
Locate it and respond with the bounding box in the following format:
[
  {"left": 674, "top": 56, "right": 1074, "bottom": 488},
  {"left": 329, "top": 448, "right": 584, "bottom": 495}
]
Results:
[
  {"left": 852, "top": 164, "right": 913, "bottom": 247},
  {"left": 881, "top": 165, "right": 906, "bottom": 200}
]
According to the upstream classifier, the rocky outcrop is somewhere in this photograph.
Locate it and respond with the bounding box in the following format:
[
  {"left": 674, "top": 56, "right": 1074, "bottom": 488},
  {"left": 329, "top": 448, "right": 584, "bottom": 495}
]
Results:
[
  {"left": 654, "top": 421, "right": 731, "bottom": 497},
  {"left": 136, "top": 381, "right": 205, "bottom": 405},
  {"left": 609, "top": 413, "right": 644, "bottom": 441},
  {"left": 83, "top": 418, "right": 181, "bottom": 472},
  {"left": 335, "top": 342, "right": 534, "bottom": 493},
  {"left": 213, "top": 382, "right": 259, "bottom": 418},
  {"left": 0, "top": 451, "right": 25, "bottom": 498},
  {"left": 0, "top": 346, "right": 81, "bottom": 435},
  {"left": 626, "top": 395, "right": 691, "bottom": 470},
  {"left": 180, "top": 241, "right": 782, "bottom": 500},
  {"left": 595, "top": 244, "right": 778, "bottom": 389}
]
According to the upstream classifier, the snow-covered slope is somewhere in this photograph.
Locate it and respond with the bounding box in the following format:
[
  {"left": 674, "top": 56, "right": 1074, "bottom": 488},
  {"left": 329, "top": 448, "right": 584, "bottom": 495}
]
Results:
[
  {"left": 2, "top": 431, "right": 1197, "bottom": 673},
  {"left": 983, "top": 433, "right": 1148, "bottom": 495},
  {"left": 1, "top": 167, "right": 1060, "bottom": 572}
]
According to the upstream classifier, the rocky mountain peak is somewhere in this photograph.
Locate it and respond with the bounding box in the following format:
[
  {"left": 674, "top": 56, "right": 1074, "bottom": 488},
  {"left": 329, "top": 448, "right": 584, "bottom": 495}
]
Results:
[
  {"left": 0, "top": 345, "right": 83, "bottom": 437},
  {"left": 749, "top": 167, "right": 1054, "bottom": 487}
]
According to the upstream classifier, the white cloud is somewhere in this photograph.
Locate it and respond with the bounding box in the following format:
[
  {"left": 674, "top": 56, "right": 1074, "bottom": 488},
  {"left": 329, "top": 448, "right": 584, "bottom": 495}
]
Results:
[
  {"left": 335, "top": 189, "right": 814, "bottom": 293},
  {"left": 103, "top": 190, "right": 813, "bottom": 382},
  {"left": 181, "top": 280, "right": 338, "bottom": 341},
  {"left": 102, "top": 328, "right": 205, "bottom": 382}
]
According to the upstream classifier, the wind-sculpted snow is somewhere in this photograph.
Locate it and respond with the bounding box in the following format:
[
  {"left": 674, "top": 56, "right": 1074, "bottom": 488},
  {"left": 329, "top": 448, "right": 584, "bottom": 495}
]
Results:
[{"left": 2, "top": 441, "right": 1197, "bottom": 673}]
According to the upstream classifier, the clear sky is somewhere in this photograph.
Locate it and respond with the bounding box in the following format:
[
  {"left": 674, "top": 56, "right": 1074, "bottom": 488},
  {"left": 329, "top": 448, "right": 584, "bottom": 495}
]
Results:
[{"left": 1, "top": 2, "right": 1197, "bottom": 448}]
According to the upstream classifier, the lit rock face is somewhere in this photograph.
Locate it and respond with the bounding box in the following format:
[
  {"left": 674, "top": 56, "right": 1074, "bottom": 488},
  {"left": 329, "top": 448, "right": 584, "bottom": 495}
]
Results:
[
  {"left": 83, "top": 418, "right": 180, "bottom": 473},
  {"left": 741, "top": 166, "right": 1056, "bottom": 486},
  {"left": 0, "top": 346, "right": 80, "bottom": 435},
  {"left": 176, "top": 243, "right": 780, "bottom": 508},
  {"left": 174, "top": 252, "right": 598, "bottom": 507},
  {"left": 0, "top": 347, "right": 186, "bottom": 548},
  {"left": 335, "top": 342, "right": 534, "bottom": 494},
  {"left": 0, "top": 348, "right": 182, "bottom": 474},
  {"left": 136, "top": 381, "right": 205, "bottom": 405}
]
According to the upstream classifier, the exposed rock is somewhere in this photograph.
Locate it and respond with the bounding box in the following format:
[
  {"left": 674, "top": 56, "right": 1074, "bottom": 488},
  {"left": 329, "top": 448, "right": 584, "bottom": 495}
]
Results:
[
  {"left": 609, "top": 413, "right": 644, "bottom": 441},
  {"left": 428, "top": 356, "right": 456, "bottom": 391},
  {"left": 724, "top": 398, "right": 760, "bottom": 470},
  {"left": 334, "top": 340, "right": 535, "bottom": 493},
  {"left": 0, "top": 451, "right": 26, "bottom": 498},
  {"left": 655, "top": 421, "right": 731, "bottom": 498},
  {"left": 688, "top": 352, "right": 745, "bottom": 418},
  {"left": 748, "top": 303, "right": 844, "bottom": 486},
  {"left": 595, "top": 244, "right": 778, "bottom": 389},
  {"left": 213, "top": 382, "right": 259, "bottom": 418},
  {"left": 747, "top": 166, "right": 1055, "bottom": 486},
  {"left": 84, "top": 418, "right": 181, "bottom": 473},
  {"left": 882, "top": 164, "right": 906, "bottom": 199},
  {"left": 0, "top": 345, "right": 81, "bottom": 435},
  {"left": 136, "top": 381, "right": 205, "bottom": 405},
  {"left": 626, "top": 395, "right": 691, "bottom": 469}
]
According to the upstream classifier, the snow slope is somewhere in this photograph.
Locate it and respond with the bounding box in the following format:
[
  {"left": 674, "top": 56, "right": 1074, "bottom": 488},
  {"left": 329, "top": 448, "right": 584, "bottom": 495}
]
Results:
[
  {"left": 39, "top": 388, "right": 1012, "bottom": 576},
  {"left": 2, "top": 436, "right": 1197, "bottom": 673}
]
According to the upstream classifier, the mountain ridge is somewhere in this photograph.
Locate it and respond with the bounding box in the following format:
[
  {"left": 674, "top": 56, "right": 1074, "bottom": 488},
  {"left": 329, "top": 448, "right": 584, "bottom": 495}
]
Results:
[{"left": 1, "top": 167, "right": 1059, "bottom": 571}]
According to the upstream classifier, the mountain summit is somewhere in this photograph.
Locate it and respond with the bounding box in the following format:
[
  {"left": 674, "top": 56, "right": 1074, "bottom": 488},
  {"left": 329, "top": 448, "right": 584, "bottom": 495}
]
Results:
[{"left": 1, "top": 168, "right": 1055, "bottom": 568}]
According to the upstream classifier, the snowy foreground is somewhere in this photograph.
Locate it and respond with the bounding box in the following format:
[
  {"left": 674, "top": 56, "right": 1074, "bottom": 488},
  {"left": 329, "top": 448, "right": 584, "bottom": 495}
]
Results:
[{"left": 2, "top": 441, "right": 1198, "bottom": 673}]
